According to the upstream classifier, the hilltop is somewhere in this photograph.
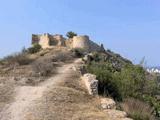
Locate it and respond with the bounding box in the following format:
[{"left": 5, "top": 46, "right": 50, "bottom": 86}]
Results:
[{"left": 0, "top": 32, "right": 159, "bottom": 120}]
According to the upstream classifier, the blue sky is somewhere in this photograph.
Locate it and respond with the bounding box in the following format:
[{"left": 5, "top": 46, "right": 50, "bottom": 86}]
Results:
[{"left": 0, "top": 0, "right": 159, "bottom": 66}]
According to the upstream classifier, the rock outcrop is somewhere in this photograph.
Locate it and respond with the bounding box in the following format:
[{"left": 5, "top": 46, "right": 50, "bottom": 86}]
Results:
[{"left": 101, "top": 98, "right": 116, "bottom": 109}]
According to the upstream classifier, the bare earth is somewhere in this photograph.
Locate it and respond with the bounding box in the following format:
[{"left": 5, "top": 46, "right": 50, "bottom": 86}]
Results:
[
  {"left": 0, "top": 58, "right": 131, "bottom": 120},
  {"left": 0, "top": 60, "right": 79, "bottom": 120}
]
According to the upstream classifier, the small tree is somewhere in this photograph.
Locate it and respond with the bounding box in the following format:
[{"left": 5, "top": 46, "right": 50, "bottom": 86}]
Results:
[
  {"left": 22, "top": 47, "right": 27, "bottom": 53},
  {"left": 66, "top": 31, "right": 77, "bottom": 38}
]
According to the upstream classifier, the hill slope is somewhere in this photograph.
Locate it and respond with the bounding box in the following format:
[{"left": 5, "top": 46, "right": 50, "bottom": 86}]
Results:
[{"left": 0, "top": 47, "right": 133, "bottom": 120}]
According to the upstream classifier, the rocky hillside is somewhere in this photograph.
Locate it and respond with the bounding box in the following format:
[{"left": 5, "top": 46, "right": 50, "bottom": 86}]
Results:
[
  {"left": 0, "top": 35, "right": 159, "bottom": 120},
  {"left": 0, "top": 46, "right": 134, "bottom": 120},
  {"left": 83, "top": 50, "right": 159, "bottom": 119}
]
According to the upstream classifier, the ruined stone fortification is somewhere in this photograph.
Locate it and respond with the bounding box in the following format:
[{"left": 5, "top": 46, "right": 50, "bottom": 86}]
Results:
[
  {"left": 32, "top": 33, "right": 103, "bottom": 52},
  {"left": 32, "top": 33, "right": 66, "bottom": 49},
  {"left": 71, "top": 35, "right": 102, "bottom": 52},
  {"left": 72, "top": 36, "right": 90, "bottom": 50}
]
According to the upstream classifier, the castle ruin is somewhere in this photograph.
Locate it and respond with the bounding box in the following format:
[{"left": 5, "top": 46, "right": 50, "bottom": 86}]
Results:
[
  {"left": 32, "top": 33, "right": 103, "bottom": 52},
  {"left": 32, "top": 33, "right": 66, "bottom": 49}
]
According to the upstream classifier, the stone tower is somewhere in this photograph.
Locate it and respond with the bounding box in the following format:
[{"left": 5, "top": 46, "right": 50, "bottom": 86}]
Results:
[{"left": 72, "top": 35, "right": 90, "bottom": 50}]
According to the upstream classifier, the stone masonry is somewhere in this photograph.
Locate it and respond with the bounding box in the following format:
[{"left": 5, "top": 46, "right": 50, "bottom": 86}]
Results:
[
  {"left": 72, "top": 35, "right": 102, "bottom": 52},
  {"left": 32, "top": 33, "right": 103, "bottom": 52},
  {"left": 32, "top": 33, "right": 66, "bottom": 49},
  {"left": 81, "top": 73, "right": 98, "bottom": 95}
]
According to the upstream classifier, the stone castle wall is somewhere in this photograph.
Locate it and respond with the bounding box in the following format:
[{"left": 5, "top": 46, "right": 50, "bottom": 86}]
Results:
[
  {"left": 32, "top": 33, "right": 102, "bottom": 52},
  {"left": 65, "top": 38, "right": 73, "bottom": 48},
  {"left": 72, "top": 35, "right": 101, "bottom": 52},
  {"left": 32, "top": 33, "right": 66, "bottom": 49},
  {"left": 39, "top": 34, "right": 51, "bottom": 49},
  {"left": 72, "top": 36, "right": 90, "bottom": 50}
]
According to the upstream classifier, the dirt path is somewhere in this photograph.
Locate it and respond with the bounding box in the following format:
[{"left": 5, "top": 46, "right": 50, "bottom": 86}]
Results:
[{"left": 0, "top": 59, "right": 79, "bottom": 120}]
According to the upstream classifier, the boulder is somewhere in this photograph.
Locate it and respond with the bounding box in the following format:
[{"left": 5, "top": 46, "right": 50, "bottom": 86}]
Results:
[{"left": 100, "top": 98, "right": 116, "bottom": 109}]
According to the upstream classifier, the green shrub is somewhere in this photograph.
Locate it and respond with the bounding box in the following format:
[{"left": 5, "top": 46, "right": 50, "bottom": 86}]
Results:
[
  {"left": 86, "top": 60, "right": 157, "bottom": 100},
  {"left": 113, "top": 65, "right": 147, "bottom": 99},
  {"left": 142, "top": 95, "right": 160, "bottom": 117},
  {"left": 66, "top": 31, "right": 77, "bottom": 38},
  {"left": 85, "top": 53, "right": 160, "bottom": 118},
  {"left": 28, "top": 44, "right": 42, "bottom": 54},
  {"left": 0, "top": 59, "right": 3, "bottom": 65},
  {"left": 86, "top": 62, "right": 122, "bottom": 100},
  {"left": 72, "top": 48, "right": 85, "bottom": 58}
]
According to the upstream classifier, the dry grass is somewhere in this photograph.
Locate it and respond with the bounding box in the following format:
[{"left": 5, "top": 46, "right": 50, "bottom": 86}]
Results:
[
  {"left": 51, "top": 51, "right": 74, "bottom": 62},
  {"left": 26, "top": 87, "right": 107, "bottom": 120},
  {"left": 0, "top": 48, "right": 75, "bottom": 88},
  {"left": 0, "top": 78, "right": 15, "bottom": 112},
  {"left": 3, "top": 52, "right": 33, "bottom": 66},
  {"left": 59, "top": 71, "right": 87, "bottom": 93},
  {"left": 0, "top": 47, "right": 73, "bottom": 77},
  {"left": 0, "top": 47, "right": 108, "bottom": 120},
  {"left": 25, "top": 68, "right": 108, "bottom": 120},
  {"left": 0, "top": 65, "right": 33, "bottom": 77},
  {"left": 0, "top": 53, "right": 34, "bottom": 77},
  {"left": 31, "top": 58, "right": 54, "bottom": 77},
  {"left": 121, "top": 98, "right": 155, "bottom": 120}
]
